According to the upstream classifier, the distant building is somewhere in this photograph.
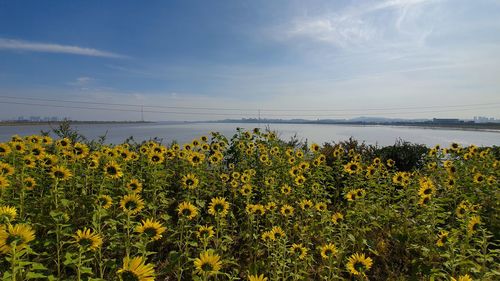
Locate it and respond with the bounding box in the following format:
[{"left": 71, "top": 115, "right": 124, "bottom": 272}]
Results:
[{"left": 432, "top": 118, "right": 462, "bottom": 124}]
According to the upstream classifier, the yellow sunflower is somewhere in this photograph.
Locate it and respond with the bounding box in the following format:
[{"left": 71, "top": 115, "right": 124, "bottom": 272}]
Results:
[
  {"left": 320, "top": 243, "right": 337, "bottom": 259},
  {"left": 0, "top": 175, "right": 10, "bottom": 190},
  {"left": 331, "top": 212, "right": 344, "bottom": 225},
  {"left": 96, "top": 195, "right": 113, "bottom": 209},
  {"left": 436, "top": 230, "right": 449, "bottom": 247},
  {"left": 120, "top": 194, "right": 145, "bottom": 215},
  {"left": 188, "top": 152, "right": 205, "bottom": 166},
  {"left": 299, "top": 199, "right": 314, "bottom": 210},
  {"left": 315, "top": 202, "right": 328, "bottom": 212},
  {"left": 50, "top": 165, "right": 73, "bottom": 181},
  {"left": 290, "top": 243, "right": 308, "bottom": 260},
  {"left": 208, "top": 197, "right": 230, "bottom": 218},
  {"left": 181, "top": 173, "right": 199, "bottom": 190},
  {"left": 0, "top": 205, "right": 17, "bottom": 223},
  {"left": 270, "top": 226, "right": 286, "bottom": 240},
  {"left": 0, "top": 143, "right": 11, "bottom": 157},
  {"left": 197, "top": 225, "right": 215, "bottom": 239},
  {"left": 240, "top": 184, "right": 252, "bottom": 196},
  {"left": 73, "top": 228, "right": 103, "bottom": 251},
  {"left": 456, "top": 201, "right": 469, "bottom": 218},
  {"left": 22, "top": 177, "right": 36, "bottom": 190},
  {"left": 104, "top": 161, "right": 123, "bottom": 179},
  {"left": 346, "top": 253, "right": 373, "bottom": 276},
  {"left": 136, "top": 218, "right": 167, "bottom": 241},
  {"left": 127, "top": 179, "right": 143, "bottom": 193},
  {"left": 194, "top": 250, "right": 222, "bottom": 276},
  {"left": 467, "top": 216, "right": 481, "bottom": 235},
  {"left": 280, "top": 204, "right": 294, "bottom": 217},
  {"left": 294, "top": 175, "right": 306, "bottom": 186},
  {"left": 117, "top": 256, "right": 155, "bottom": 281},
  {"left": 248, "top": 274, "right": 268, "bottom": 281},
  {"left": 280, "top": 184, "right": 291, "bottom": 195},
  {"left": 344, "top": 161, "right": 361, "bottom": 174},
  {"left": 178, "top": 202, "right": 198, "bottom": 220},
  {"left": 0, "top": 224, "right": 35, "bottom": 254},
  {"left": 451, "top": 274, "right": 473, "bottom": 281},
  {"left": 473, "top": 173, "right": 485, "bottom": 184},
  {"left": 0, "top": 162, "right": 15, "bottom": 176}
]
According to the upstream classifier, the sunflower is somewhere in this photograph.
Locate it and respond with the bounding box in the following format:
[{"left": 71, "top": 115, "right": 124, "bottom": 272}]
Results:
[
  {"left": 299, "top": 199, "right": 314, "bottom": 210},
  {"left": 104, "top": 161, "right": 123, "bottom": 179},
  {"left": 320, "top": 243, "right": 337, "bottom": 259},
  {"left": 418, "top": 195, "right": 431, "bottom": 206},
  {"left": 280, "top": 204, "right": 294, "bottom": 217},
  {"left": 446, "top": 177, "right": 456, "bottom": 189},
  {"left": 290, "top": 243, "right": 308, "bottom": 260},
  {"left": 451, "top": 274, "right": 473, "bottom": 281},
  {"left": 315, "top": 202, "right": 328, "bottom": 212},
  {"left": 188, "top": 152, "right": 205, "bottom": 166},
  {"left": 436, "top": 230, "right": 449, "bottom": 247},
  {"left": 331, "top": 212, "right": 344, "bottom": 225},
  {"left": 96, "top": 195, "right": 113, "bottom": 209},
  {"left": 56, "top": 138, "right": 71, "bottom": 148},
  {"left": 127, "top": 179, "right": 143, "bottom": 193},
  {"left": 0, "top": 205, "right": 17, "bottom": 223},
  {"left": 0, "top": 143, "right": 11, "bottom": 157},
  {"left": 73, "top": 143, "right": 89, "bottom": 159},
  {"left": 28, "top": 144, "right": 45, "bottom": 159},
  {"left": 118, "top": 256, "right": 155, "bottom": 281},
  {"left": 181, "top": 173, "right": 199, "bottom": 190},
  {"left": 73, "top": 228, "right": 103, "bottom": 251},
  {"left": 310, "top": 143, "right": 320, "bottom": 152},
  {"left": 10, "top": 141, "right": 25, "bottom": 153},
  {"left": 120, "top": 194, "right": 145, "bottom": 215},
  {"left": 18, "top": 177, "right": 35, "bottom": 191},
  {"left": 467, "top": 216, "right": 481, "bottom": 235},
  {"left": 386, "top": 159, "right": 395, "bottom": 167},
  {"left": 344, "top": 161, "right": 361, "bottom": 174},
  {"left": 280, "top": 184, "right": 291, "bottom": 195},
  {"left": 178, "top": 202, "right": 198, "bottom": 220},
  {"left": 294, "top": 175, "right": 306, "bottom": 186},
  {"left": 346, "top": 253, "right": 373, "bottom": 276},
  {"left": 248, "top": 274, "right": 268, "bottom": 281},
  {"left": 0, "top": 162, "right": 14, "bottom": 176},
  {"left": 148, "top": 152, "right": 164, "bottom": 165},
  {"left": 208, "top": 197, "right": 230, "bottom": 218},
  {"left": 266, "top": 202, "right": 277, "bottom": 212},
  {"left": 261, "top": 231, "right": 273, "bottom": 242},
  {"left": 270, "top": 226, "right": 286, "bottom": 240},
  {"left": 194, "top": 250, "right": 222, "bottom": 276},
  {"left": 240, "top": 184, "right": 252, "bottom": 196},
  {"left": 456, "top": 201, "right": 469, "bottom": 218},
  {"left": 0, "top": 224, "right": 35, "bottom": 254},
  {"left": 418, "top": 182, "right": 436, "bottom": 197},
  {"left": 197, "top": 225, "right": 215, "bottom": 239},
  {"left": 473, "top": 173, "right": 485, "bottom": 184},
  {"left": 50, "top": 165, "right": 72, "bottom": 181},
  {"left": 136, "top": 218, "right": 166, "bottom": 241},
  {"left": 0, "top": 175, "right": 10, "bottom": 190}
]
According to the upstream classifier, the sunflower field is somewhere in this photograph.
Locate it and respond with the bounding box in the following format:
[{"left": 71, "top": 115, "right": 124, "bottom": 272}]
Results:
[{"left": 0, "top": 128, "right": 498, "bottom": 281}]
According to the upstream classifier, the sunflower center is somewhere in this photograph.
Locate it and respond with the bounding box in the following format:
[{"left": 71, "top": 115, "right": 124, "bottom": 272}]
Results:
[
  {"left": 78, "top": 237, "right": 93, "bottom": 248},
  {"left": 54, "top": 171, "right": 65, "bottom": 178},
  {"left": 107, "top": 166, "right": 117, "bottom": 175},
  {"left": 125, "top": 201, "right": 138, "bottom": 210},
  {"left": 6, "top": 234, "right": 23, "bottom": 246},
  {"left": 144, "top": 227, "right": 158, "bottom": 237},
  {"left": 186, "top": 179, "right": 194, "bottom": 186},
  {"left": 152, "top": 156, "right": 160, "bottom": 162},
  {"left": 121, "top": 271, "right": 140, "bottom": 281},
  {"left": 201, "top": 262, "right": 214, "bottom": 272},
  {"left": 192, "top": 156, "right": 201, "bottom": 163},
  {"left": 324, "top": 249, "right": 333, "bottom": 256},
  {"left": 182, "top": 208, "right": 192, "bottom": 216},
  {"left": 424, "top": 188, "right": 432, "bottom": 195},
  {"left": 214, "top": 203, "right": 224, "bottom": 212},
  {"left": 354, "top": 261, "right": 365, "bottom": 272}
]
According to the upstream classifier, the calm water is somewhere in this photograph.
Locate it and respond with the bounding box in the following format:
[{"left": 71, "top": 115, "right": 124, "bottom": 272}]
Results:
[{"left": 0, "top": 122, "right": 499, "bottom": 147}]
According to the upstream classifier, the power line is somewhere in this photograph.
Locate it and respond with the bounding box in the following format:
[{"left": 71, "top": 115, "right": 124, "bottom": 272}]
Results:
[
  {"left": 0, "top": 95, "right": 499, "bottom": 113},
  {"left": 1, "top": 100, "right": 498, "bottom": 118}
]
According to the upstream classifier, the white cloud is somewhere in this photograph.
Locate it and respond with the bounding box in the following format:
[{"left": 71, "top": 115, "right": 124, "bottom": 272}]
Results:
[
  {"left": 0, "top": 38, "right": 125, "bottom": 58},
  {"left": 280, "top": 0, "right": 441, "bottom": 49}
]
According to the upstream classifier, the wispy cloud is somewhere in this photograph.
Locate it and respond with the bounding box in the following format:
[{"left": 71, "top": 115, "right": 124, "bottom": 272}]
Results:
[
  {"left": 281, "top": 0, "right": 440, "bottom": 49},
  {"left": 0, "top": 38, "right": 125, "bottom": 58}
]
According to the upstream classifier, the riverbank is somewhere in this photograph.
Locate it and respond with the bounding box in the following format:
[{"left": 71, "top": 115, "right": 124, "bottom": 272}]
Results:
[{"left": 0, "top": 120, "right": 154, "bottom": 126}]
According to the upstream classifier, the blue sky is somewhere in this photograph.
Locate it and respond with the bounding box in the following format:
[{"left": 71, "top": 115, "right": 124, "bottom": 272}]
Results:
[{"left": 1, "top": 0, "right": 499, "bottom": 121}]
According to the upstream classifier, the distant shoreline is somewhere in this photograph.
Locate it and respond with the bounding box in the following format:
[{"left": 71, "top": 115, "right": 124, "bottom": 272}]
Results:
[{"left": 0, "top": 121, "right": 154, "bottom": 126}]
